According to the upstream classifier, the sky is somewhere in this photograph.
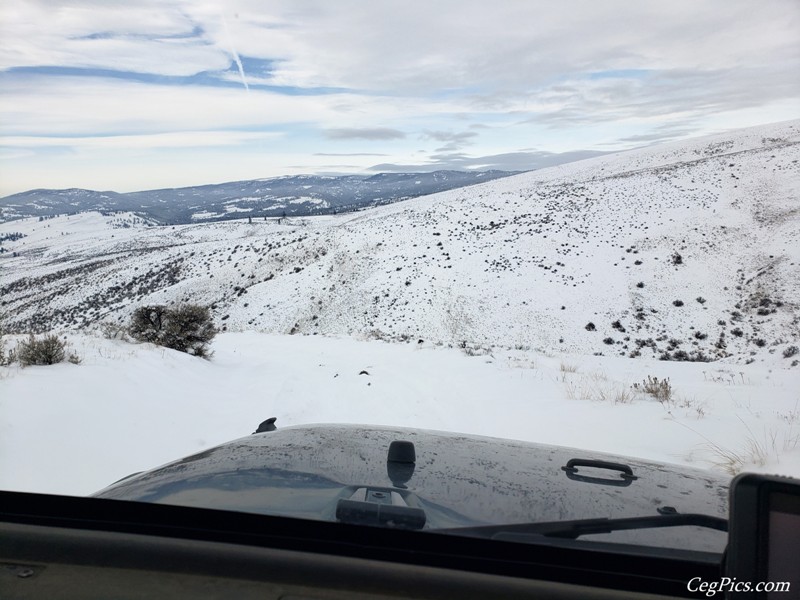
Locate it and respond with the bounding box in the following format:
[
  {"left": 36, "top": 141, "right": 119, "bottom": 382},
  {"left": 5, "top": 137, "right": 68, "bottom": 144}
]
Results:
[{"left": 0, "top": 0, "right": 798, "bottom": 197}]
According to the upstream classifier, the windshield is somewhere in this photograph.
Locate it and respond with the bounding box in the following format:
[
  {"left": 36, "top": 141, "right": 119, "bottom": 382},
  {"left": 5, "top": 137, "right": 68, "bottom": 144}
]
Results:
[{"left": 1, "top": 0, "right": 799, "bottom": 558}]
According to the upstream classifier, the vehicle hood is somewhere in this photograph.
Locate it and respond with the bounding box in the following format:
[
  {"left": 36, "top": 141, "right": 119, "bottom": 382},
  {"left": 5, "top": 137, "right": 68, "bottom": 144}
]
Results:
[{"left": 94, "top": 424, "right": 730, "bottom": 552}]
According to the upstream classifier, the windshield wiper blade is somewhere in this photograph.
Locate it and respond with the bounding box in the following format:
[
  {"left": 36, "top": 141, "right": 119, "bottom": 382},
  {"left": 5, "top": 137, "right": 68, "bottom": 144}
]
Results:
[{"left": 437, "top": 513, "right": 727, "bottom": 540}]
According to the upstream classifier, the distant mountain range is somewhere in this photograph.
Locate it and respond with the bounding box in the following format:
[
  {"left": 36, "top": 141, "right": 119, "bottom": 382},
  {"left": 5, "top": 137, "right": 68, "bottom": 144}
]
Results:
[{"left": 0, "top": 170, "right": 518, "bottom": 225}]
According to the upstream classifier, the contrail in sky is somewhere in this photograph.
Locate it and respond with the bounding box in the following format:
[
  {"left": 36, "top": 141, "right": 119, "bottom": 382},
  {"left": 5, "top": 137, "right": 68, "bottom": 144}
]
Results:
[{"left": 221, "top": 15, "right": 249, "bottom": 92}]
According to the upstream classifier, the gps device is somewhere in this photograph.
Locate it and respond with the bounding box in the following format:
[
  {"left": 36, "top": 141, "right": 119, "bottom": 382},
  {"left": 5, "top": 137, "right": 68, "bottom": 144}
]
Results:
[{"left": 726, "top": 473, "right": 800, "bottom": 599}]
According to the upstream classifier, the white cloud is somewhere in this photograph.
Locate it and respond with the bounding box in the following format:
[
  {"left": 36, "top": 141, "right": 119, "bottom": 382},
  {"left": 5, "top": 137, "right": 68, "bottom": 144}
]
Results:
[
  {"left": 0, "top": 76, "right": 357, "bottom": 136},
  {"left": 0, "top": 1, "right": 228, "bottom": 75},
  {"left": 3, "top": 1, "right": 798, "bottom": 92},
  {"left": 0, "top": 73, "right": 478, "bottom": 139},
  {"left": 324, "top": 128, "right": 406, "bottom": 141},
  {"left": 206, "top": 0, "right": 800, "bottom": 94},
  {"left": 0, "top": 0, "right": 798, "bottom": 193},
  {"left": 1, "top": 130, "right": 281, "bottom": 150}
]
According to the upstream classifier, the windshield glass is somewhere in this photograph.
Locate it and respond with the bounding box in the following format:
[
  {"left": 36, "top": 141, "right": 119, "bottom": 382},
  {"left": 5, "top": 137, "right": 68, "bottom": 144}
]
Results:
[{"left": 1, "top": 0, "right": 798, "bottom": 557}]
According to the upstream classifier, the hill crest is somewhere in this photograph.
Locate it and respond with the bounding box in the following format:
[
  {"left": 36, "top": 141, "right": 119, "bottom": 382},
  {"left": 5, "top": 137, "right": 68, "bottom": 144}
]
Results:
[{"left": 1, "top": 120, "right": 798, "bottom": 365}]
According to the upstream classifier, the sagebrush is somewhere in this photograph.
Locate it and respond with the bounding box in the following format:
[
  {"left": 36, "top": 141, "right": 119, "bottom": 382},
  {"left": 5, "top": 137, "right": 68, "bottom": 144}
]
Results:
[
  {"left": 0, "top": 331, "right": 11, "bottom": 366},
  {"left": 0, "top": 317, "right": 8, "bottom": 365},
  {"left": 16, "top": 334, "right": 67, "bottom": 366},
  {"left": 128, "top": 304, "right": 217, "bottom": 357},
  {"left": 632, "top": 375, "right": 673, "bottom": 402}
]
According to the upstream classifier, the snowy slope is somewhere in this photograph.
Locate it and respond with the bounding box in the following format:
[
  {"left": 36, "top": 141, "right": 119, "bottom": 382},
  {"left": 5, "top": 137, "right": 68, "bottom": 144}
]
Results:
[
  {"left": 1, "top": 121, "right": 799, "bottom": 497},
  {"left": 2, "top": 120, "right": 798, "bottom": 364},
  {"left": 1, "top": 332, "right": 797, "bottom": 496}
]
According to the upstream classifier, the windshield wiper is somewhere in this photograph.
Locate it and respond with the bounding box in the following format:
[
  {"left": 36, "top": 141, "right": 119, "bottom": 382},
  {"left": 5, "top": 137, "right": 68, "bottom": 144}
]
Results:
[{"left": 437, "top": 513, "right": 727, "bottom": 540}]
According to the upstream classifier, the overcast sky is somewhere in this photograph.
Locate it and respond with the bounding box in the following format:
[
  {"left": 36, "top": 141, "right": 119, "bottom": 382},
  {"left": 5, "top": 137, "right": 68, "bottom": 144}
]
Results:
[{"left": 0, "top": 0, "right": 798, "bottom": 196}]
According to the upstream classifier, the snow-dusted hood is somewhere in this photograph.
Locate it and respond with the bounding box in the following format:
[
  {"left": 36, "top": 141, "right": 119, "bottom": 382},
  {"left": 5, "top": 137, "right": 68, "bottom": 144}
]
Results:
[{"left": 94, "top": 424, "right": 730, "bottom": 553}]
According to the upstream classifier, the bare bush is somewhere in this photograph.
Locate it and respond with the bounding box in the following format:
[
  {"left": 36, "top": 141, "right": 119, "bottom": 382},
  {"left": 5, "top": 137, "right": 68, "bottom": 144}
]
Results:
[
  {"left": 0, "top": 317, "right": 10, "bottom": 366},
  {"left": 100, "top": 321, "right": 129, "bottom": 341},
  {"left": 632, "top": 375, "right": 673, "bottom": 402},
  {"left": 0, "top": 345, "right": 13, "bottom": 366},
  {"left": 128, "top": 305, "right": 169, "bottom": 344},
  {"left": 128, "top": 304, "right": 217, "bottom": 358},
  {"left": 16, "top": 334, "right": 68, "bottom": 366}
]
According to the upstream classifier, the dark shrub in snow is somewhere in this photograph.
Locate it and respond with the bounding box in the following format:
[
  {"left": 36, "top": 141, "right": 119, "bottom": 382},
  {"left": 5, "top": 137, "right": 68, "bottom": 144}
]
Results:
[
  {"left": 16, "top": 334, "right": 66, "bottom": 366},
  {"left": 128, "top": 304, "right": 217, "bottom": 358}
]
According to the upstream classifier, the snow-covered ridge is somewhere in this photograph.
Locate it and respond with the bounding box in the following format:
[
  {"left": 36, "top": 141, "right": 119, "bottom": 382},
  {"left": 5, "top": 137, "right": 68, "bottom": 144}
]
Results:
[
  {"left": 1, "top": 120, "right": 798, "bottom": 365},
  {"left": 0, "top": 170, "right": 517, "bottom": 225}
]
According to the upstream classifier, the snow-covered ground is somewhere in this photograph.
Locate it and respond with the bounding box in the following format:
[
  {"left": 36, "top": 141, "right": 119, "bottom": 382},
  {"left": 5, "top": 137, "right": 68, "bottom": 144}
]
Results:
[
  {"left": 1, "top": 120, "right": 798, "bottom": 497},
  {"left": 0, "top": 331, "right": 797, "bottom": 496}
]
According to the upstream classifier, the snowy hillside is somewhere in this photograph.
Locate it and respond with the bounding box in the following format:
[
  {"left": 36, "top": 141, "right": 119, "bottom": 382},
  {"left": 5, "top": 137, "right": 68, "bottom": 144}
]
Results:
[
  {"left": 1, "top": 332, "right": 798, "bottom": 496},
  {"left": 2, "top": 120, "right": 798, "bottom": 364},
  {"left": 1, "top": 120, "right": 800, "bottom": 496}
]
